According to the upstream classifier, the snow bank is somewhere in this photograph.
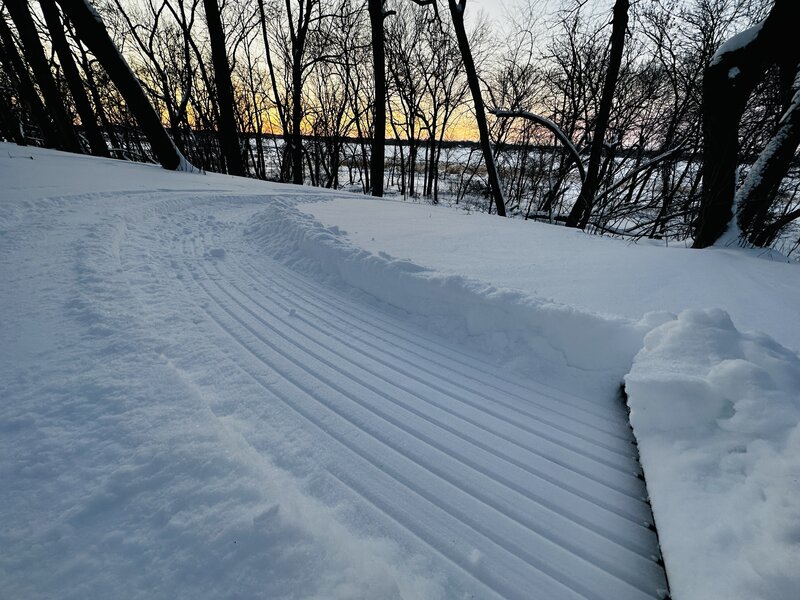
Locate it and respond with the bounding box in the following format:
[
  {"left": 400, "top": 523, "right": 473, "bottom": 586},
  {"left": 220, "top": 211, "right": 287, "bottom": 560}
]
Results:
[
  {"left": 246, "top": 200, "right": 660, "bottom": 395},
  {"left": 625, "top": 309, "right": 800, "bottom": 600},
  {"left": 304, "top": 197, "right": 800, "bottom": 354},
  {"left": 252, "top": 198, "right": 800, "bottom": 599}
]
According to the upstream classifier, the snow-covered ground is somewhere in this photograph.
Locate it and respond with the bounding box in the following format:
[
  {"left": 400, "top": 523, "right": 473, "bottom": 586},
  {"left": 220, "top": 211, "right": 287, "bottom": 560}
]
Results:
[
  {"left": 305, "top": 197, "right": 800, "bottom": 354},
  {"left": 2, "top": 143, "right": 798, "bottom": 599}
]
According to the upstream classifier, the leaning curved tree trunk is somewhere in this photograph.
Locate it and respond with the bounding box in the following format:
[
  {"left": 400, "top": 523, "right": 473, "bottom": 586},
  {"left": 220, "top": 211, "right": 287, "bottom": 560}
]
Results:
[
  {"left": 203, "top": 0, "right": 244, "bottom": 176},
  {"left": 55, "top": 0, "right": 185, "bottom": 170},
  {"left": 565, "top": 0, "right": 629, "bottom": 229},
  {"left": 39, "top": 0, "right": 108, "bottom": 157},
  {"left": 736, "top": 68, "right": 800, "bottom": 244},
  {"left": 692, "top": 0, "right": 800, "bottom": 248},
  {"left": 5, "top": 0, "right": 83, "bottom": 153},
  {"left": 446, "top": 0, "right": 505, "bottom": 216}
]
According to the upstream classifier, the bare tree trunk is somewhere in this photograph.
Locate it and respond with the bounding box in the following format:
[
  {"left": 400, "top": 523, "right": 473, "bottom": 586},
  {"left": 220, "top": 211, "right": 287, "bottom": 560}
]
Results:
[
  {"left": 0, "top": 85, "right": 25, "bottom": 144},
  {"left": 368, "top": 0, "right": 387, "bottom": 197},
  {"left": 0, "top": 14, "right": 54, "bottom": 146},
  {"left": 565, "top": 0, "right": 629, "bottom": 229},
  {"left": 257, "top": 0, "right": 291, "bottom": 182},
  {"left": 203, "top": 0, "right": 244, "bottom": 176},
  {"left": 693, "top": 0, "right": 800, "bottom": 248},
  {"left": 75, "top": 40, "right": 122, "bottom": 152},
  {"left": 56, "top": 0, "right": 184, "bottom": 170},
  {"left": 737, "top": 68, "right": 800, "bottom": 244},
  {"left": 39, "top": 0, "right": 108, "bottom": 157},
  {"left": 446, "top": 0, "right": 505, "bottom": 216},
  {"left": 5, "top": 0, "right": 83, "bottom": 153},
  {"left": 287, "top": 1, "right": 315, "bottom": 185}
]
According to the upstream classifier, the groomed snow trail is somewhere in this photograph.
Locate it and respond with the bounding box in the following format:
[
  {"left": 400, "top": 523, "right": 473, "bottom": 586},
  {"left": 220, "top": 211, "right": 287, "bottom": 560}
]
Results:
[{"left": 1, "top": 151, "right": 667, "bottom": 599}]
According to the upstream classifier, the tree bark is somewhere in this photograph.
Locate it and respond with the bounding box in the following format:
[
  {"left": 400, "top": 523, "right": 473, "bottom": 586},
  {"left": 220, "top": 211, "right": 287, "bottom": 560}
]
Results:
[
  {"left": 368, "top": 0, "right": 387, "bottom": 197},
  {"left": 287, "top": 1, "right": 314, "bottom": 185},
  {"left": 565, "top": 0, "right": 629, "bottom": 229},
  {"left": 39, "top": 0, "right": 108, "bottom": 157},
  {"left": 447, "top": 0, "right": 505, "bottom": 216},
  {"left": 56, "top": 0, "right": 184, "bottom": 170},
  {"left": 203, "top": 0, "right": 244, "bottom": 176},
  {"left": 692, "top": 0, "right": 800, "bottom": 248},
  {"left": 5, "top": 0, "right": 83, "bottom": 153},
  {"left": 291, "top": 44, "right": 304, "bottom": 184}
]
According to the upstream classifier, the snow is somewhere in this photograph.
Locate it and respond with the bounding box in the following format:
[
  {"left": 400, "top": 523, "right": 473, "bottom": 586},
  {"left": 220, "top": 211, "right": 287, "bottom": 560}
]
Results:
[
  {"left": 709, "top": 20, "right": 765, "bottom": 66},
  {"left": 1, "top": 144, "right": 666, "bottom": 599},
  {"left": 734, "top": 69, "right": 800, "bottom": 216},
  {"left": 299, "top": 197, "right": 800, "bottom": 599},
  {"left": 2, "top": 143, "right": 798, "bottom": 599},
  {"left": 626, "top": 309, "right": 800, "bottom": 600},
  {"left": 303, "top": 197, "right": 800, "bottom": 353}
]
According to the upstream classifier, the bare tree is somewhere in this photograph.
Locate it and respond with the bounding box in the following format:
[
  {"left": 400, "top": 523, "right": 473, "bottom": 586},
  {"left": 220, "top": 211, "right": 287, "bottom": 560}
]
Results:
[
  {"left": 693, "top": 0, "right": 799, "bottom": 247},
  {"left": 565, "top": 0, "right": 630, "bottom": 228},
  {"left": 203, "top": 0, "right": 244, "bottom": 175},
  {"left": 368, "top": 0, "right": 391, "bottom": 196},
  {"left": 5, "top": 0, "right": 83, "bottom": 152},
  {"left": 56, "top": 0, "right": 185, "bottom": 170},
  {"left": 39, "top": 0, "right": 109, "bottom": 157},
  {"left": 285, "top": 0, "right": 316, "bottom": 185},
  {"left": 443, "top": 0, "right": 506, "bottom": 216},
  {"left": 0, "top": 10, "right": 58, "bottom": 146}
]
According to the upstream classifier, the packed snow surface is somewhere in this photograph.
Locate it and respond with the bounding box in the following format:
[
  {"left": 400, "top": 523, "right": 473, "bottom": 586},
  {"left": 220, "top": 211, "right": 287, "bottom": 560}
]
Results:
[
  {"left": 2, "top": 144, "right": 798, "bottom": 600},
  {"left": 302, "top": 197, "right": 800, "bottom": 599},
  {"left": 1, "top": 145, "right": 667, "bottom": 599}
]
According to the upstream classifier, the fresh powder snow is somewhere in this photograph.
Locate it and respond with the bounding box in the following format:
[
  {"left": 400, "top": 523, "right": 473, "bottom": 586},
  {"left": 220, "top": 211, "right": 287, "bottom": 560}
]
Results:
[{"left": 2, "top": 143, "right": 798, "bottom": 600}]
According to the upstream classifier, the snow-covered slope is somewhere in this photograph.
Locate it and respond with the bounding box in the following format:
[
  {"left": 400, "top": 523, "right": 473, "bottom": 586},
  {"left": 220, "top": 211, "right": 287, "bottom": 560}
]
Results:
[
  {"left": 304, "top": 197, "right": 800, "bottom": 353},
  {"left": 298, "top": 194, "right": 800, "bottom": 598},
  {"left": 2, "top": 144, "right": 798, "bottom": 600},
  {"left": 1, "top": 145, "right": 667, "bottom": 599}
]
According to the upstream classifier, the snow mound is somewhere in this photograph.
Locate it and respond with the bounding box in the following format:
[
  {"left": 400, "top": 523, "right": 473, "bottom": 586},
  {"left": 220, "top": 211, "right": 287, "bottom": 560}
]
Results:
[
  {"left": 625, "top": 308, "right": 800, "bottom": 600},
  {"left": 245, "top": 200, "right": 659, "bottom": 394}
]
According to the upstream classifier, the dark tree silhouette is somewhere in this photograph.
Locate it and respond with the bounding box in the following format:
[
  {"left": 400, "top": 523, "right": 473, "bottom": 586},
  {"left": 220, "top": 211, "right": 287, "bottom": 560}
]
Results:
[
  {"left": 736, "top": 69, "right": 800, "bottom": 245},
  {"left": 444, "top": 0, "right": 506, "bottom": 216},
  {"left": 286, "top": 0, "right": 316, "bottom": 185},
  {"left": 203, "top": 0, "right": 244, "bottom": 176},
  {"left": 55, "top": 0, "right": 185, "bottom": 170},
  {"left": 0, "top": 80, "right": 25, "bottom": 145},
  {"left": 368, "top": 0, "right": 391, "bottom": 197},
  {"left": 5, "top": 0, "right": 83, "bottom": 153},
  {"left": 565, "top": 0, "right": 629, "bottom": 229},
  {"left": 693, "top": 0, "right": 800, "bottom": 248},
  {"left": 0, "top": 12, "right": 55, "bottom": 146},
  {"left": 39, "top": 0, "right": 108, "bottom": 157}
]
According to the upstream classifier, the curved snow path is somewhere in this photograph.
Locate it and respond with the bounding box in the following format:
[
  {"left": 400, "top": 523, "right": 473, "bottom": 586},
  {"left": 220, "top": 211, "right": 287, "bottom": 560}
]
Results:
[{"left": 1, "top": 178, "right": 667, "bottom": 599}]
